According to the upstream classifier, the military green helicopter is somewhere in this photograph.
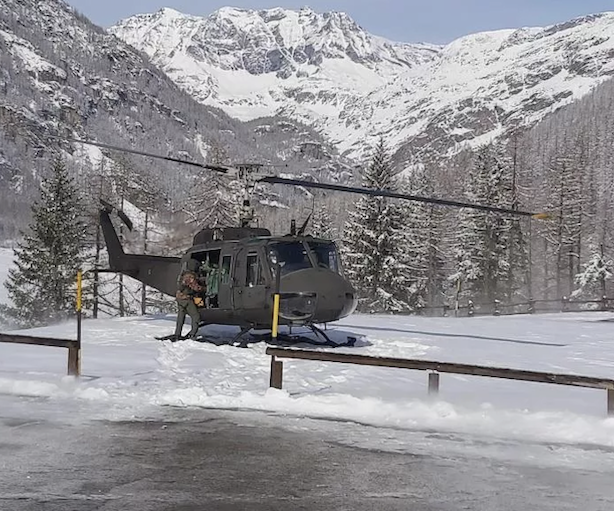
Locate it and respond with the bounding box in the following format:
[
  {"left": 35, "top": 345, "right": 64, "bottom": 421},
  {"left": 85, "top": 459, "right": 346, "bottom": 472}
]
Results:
[{"left": 72, "top": 138, "right": 544, "bottom": 346}]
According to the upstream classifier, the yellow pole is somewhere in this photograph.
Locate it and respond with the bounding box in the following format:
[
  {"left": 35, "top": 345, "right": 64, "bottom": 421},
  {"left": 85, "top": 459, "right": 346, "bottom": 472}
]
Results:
[
  {"left": 75, "top": 270, "right": 82, "bottom": 377},
  {"left": 272, "top": 263, "right": 281, "bottom": 340},
  {"left": 272, "top": 294, "right": 280, "bottom": 339}
]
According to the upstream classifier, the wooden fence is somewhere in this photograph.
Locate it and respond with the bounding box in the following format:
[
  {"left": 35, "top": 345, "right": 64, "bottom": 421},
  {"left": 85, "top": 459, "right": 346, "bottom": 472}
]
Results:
[
  {"left": 0, "top": 333, "right": 81, "bottom": 376},
  {"left": 266, "top": 347, "right": 614, "bottom": 416},
  {"left": 419, "top": 296, "right": 614, "bottom": 317}
]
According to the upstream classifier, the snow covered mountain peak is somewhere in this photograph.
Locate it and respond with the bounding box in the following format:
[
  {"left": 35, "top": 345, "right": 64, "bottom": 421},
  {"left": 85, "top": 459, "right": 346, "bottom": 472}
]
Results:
[
  {"left": 112, "top": 6, "right": 438, "bottom": 74},
  {"left": 112, "top": 8, "right": 614, "bottom": 163}
]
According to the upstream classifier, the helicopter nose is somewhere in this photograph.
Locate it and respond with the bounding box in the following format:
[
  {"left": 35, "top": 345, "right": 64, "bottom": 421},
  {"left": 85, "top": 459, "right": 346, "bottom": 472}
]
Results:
[{"left": 280, "top": 269, "right": 357, "bottom": 323}]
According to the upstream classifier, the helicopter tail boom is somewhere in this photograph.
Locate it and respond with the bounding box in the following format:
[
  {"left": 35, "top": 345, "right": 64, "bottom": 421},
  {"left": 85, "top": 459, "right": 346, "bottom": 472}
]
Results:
[{"left": 99, "top": 206, "right": 181, "bottom": 296}]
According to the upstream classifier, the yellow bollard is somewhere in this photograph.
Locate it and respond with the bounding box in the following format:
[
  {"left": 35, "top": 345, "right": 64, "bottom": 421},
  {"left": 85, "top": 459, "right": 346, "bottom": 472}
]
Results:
[
  {"left": 74, "top": 270, "right": 82, "bottom": 377},
  {"left": 271, "top": 263, "right": 281, "bottom": 340},
  {"left": 272, "top": 293, "right": 280, "bottom": 339},
  {"left": 76, "top": 270, "right": 82, "bottom": 312}
]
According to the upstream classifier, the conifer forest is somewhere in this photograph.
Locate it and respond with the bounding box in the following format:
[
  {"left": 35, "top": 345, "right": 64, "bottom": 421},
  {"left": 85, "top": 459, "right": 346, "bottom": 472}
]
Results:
[{"left": 2, "top": 0, "right": 614, "bottom": 325}]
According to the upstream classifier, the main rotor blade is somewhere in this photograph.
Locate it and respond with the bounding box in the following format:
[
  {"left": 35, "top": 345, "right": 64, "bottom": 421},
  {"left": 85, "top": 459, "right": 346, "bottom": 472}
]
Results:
[
  {"left": 260, "top": 176, "right": 544, "bottom": 218},
  {"left": 59, "top": 137, "right": 231, "bottom": 174}
]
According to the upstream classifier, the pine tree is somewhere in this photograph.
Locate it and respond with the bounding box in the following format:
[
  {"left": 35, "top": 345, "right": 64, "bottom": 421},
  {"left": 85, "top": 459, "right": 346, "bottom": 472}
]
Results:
[
  {"left": 2, "top": 159, "right": 90, "bottom": 327},
  {"left": 310, "top": 197, "right": 337, "bottom": 240},
  {"left": 341, "top": 138, "right": 412, "bottom": 312},
  {"left": 572, "top": 244, "right": 612, "bottom": 299},
  {"left": 183, "top": 140, "right": 241, "bottom": 229},
  {"left": 399, "top": 166, "right": 445, "bottom": 310},
  {"left": 452, "top": 143, "right": 527, "bottom": 305},
  {"left": 543, "top": 152, "right": 584, "bottom": 298}
]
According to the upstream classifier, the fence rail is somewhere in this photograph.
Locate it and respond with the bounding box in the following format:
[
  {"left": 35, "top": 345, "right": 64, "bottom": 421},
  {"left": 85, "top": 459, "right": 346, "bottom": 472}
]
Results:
[
  {"left": 266, "top": 347, "right": 614, "bottom": 416},
  {"left": 418, "top": 295, "right": 614, "bottom": 317},
  {"left": 0, "top": 333, "right": 81, "bottom": 376}
]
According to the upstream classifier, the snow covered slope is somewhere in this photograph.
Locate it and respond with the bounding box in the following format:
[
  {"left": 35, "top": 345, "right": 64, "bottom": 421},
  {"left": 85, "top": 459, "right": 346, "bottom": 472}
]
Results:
[{"left": 112, "top": 9, "right": 614, "bottom": 162}]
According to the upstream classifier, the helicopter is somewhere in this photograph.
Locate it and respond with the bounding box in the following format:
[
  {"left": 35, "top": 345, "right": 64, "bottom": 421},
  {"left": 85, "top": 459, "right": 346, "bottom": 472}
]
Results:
[{"left": 70, "top": 137, "right": 545, "bottom": 346}]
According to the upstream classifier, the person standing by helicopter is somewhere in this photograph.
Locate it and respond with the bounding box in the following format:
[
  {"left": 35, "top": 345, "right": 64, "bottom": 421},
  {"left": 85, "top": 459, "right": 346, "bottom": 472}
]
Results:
[{"left": 173, "top": 258, "right": 206, "bottom": 340}]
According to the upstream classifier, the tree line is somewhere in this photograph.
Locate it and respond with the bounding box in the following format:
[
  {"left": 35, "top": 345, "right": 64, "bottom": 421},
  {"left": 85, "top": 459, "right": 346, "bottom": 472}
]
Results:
[{"left": 3, "top": 74, "right": 614, "bottom": 326}]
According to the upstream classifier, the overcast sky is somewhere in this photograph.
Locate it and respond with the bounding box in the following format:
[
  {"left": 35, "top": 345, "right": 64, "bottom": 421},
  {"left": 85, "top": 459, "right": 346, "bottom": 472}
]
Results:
[{"left": 66, "top": 0, "right": 614, "bottom": 44}]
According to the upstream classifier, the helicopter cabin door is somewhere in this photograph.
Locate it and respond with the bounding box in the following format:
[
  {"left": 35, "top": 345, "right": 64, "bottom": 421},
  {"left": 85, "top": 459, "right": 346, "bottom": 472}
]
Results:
[
  {"left": 232, "top": 248, "right": 267, "bottom": 317},
  {"left": 217, "top": 251, "right": 233, "bottom": 311}
]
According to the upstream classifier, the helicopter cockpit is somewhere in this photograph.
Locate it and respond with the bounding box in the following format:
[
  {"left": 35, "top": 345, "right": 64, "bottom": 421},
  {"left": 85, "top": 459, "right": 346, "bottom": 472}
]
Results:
[{"left": 267, "top": 240, "right": 341, "bottom": 276}]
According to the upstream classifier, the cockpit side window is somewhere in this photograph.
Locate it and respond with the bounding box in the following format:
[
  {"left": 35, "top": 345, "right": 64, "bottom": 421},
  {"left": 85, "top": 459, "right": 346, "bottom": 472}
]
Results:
[
  {"left": 246, "top": 252, "right": 264, "bottom": 287},
  {"left": 221, "top": 255, "right": 232, "bottom": 284},
  {"left": 268, "top": 242, "right": 313, "bottom": 276},
  {"left": 307, "top": 241, "right": 340, "bottom": 273}
]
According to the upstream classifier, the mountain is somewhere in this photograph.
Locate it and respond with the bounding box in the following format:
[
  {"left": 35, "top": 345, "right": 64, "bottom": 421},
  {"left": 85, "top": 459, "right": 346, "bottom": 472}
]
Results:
[
  {"left": 112, "top": 8, "right": 614, "bottom": 164},
  {"left": 110, "top": 7, "right": 440, "bottom": 157},
  {"left": 0, "top": 0, "right": 350, "bottom": 241}
]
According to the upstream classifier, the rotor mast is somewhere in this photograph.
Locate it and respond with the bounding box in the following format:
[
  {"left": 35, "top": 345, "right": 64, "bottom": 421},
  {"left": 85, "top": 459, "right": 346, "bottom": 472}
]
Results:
[{"left": 236, "top": 163, "right": 267, "bottom": 228}]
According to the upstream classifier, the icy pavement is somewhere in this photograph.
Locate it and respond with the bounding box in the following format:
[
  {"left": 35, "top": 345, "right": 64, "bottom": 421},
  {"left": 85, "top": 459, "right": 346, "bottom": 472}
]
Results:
[{"left": 2, "top": 403, "right": 614, "bottom": 511}]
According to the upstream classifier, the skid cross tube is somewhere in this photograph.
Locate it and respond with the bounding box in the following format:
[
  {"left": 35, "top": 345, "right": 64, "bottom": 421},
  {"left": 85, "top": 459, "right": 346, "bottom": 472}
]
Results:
[{"left": 266, "top": 347, "right": 614, "bottom": 416}]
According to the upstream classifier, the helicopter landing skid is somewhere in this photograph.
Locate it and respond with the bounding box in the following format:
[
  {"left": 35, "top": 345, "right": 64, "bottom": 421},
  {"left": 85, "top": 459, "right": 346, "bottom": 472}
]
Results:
[
  {"left": 158, "top": 325, "right": 356, "bottom": 348},
  {"left": 248, "top": 324, "right": 356, "bottom": 348}
]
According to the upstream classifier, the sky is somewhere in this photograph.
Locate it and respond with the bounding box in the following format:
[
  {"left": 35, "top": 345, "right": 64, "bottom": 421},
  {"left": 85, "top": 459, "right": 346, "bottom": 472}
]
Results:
[{"left": 65, "top": 0, "right": 614, "bottom": 44}]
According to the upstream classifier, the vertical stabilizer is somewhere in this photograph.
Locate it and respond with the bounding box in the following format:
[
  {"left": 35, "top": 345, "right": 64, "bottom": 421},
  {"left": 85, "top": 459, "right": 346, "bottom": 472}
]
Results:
[{"left": 99, "top": 202, "right": 126, "bottom": 270}]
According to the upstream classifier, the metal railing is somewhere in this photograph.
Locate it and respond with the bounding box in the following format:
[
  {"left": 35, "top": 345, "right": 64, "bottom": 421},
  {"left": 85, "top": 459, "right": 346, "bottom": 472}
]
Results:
[
  {"left": 267, "top": 347, "right": 614, "bottom": 416},
  {"left": 0, "top": 333, "right": 81, "bottom": 376},
  {"left": 417, "top": 296, "right": 614, "bottom": 317}
]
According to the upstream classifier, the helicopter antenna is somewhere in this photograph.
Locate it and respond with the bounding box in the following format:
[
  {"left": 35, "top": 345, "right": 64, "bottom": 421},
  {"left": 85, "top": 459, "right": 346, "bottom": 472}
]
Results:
[{"left": 297, "top": 213, "right": 312, "bottom": 236}]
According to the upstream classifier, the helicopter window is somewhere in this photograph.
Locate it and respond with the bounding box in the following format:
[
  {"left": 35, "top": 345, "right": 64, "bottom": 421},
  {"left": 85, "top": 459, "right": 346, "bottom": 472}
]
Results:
[
  {"left": 221, "top": 255, "right": 232, "bottom": 285},
  {"left": 246, "top": 252, "right": 264, "bottom": 287},
  {"left": 268, "top": 242, "right": 312, "bottom": 275},
  {"left": 307, "top": 241, "right": 340, "bottom": 273},
  {"left": 192, "top": 249, "right": 222, "bottom": 308}
]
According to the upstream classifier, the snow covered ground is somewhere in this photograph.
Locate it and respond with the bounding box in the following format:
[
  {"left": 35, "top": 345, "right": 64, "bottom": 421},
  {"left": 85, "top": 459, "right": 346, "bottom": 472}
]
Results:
[{"left": 2, "top": 310, "right": 614, "bottom": 473}]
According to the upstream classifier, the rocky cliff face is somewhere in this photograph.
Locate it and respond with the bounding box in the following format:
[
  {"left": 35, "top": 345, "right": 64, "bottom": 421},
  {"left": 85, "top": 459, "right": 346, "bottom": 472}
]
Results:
[{"left": 0, "top": 1, "right": 349, "bottom": 238}]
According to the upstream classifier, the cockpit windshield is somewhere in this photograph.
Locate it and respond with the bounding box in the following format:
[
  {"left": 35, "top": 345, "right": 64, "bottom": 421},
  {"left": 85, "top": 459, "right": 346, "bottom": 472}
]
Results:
[
  {"left": 267, "top": 240, "right": 342, "bottom": 276},
  {"left": 307, "top": 241, "right": 340, "bottom": 273},
  {"left": 268, "top": 242, "right": 312, "bottom": 276}
]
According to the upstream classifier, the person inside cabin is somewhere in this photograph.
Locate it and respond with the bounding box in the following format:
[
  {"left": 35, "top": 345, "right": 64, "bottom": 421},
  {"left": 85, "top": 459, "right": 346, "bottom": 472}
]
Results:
[
  {"left": 173, "top": 258, "right": 206, "bottom": 340},
  {"left": 200, "top": 256, "right": 220, "bottom": 308}
]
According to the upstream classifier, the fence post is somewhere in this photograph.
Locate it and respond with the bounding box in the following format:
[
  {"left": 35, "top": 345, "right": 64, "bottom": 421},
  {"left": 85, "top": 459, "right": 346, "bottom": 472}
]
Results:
[
  {"left": 602, "top": 295, "right": 608, "bottom": 312},
  {"left": 528, "top": 298, "right": 535, "bottom": 314},
  {"left": 608, "top": 389, "right": 614, "bottom": 417},
  {"left": 468, "top": 300, "right": 474, "bottom": 317},
  {"left": 428, "top": 372, "right": 440, "bottom": 397},
  {"left": 562, "top": 296, "right": 569, "bottom": 312},
  {"left": 67, "top": 342, "right": 80, "bottom": 376},
  {"left": 270, "top": 355, "right": 283, "bottom": 389},
  {"left": 493, "top": 299, "right": 501, "bottom": 316}
]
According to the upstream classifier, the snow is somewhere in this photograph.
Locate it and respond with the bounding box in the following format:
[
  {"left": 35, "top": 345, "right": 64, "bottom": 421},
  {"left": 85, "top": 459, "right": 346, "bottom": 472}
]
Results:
[
  {"left": 0, "top": 30, "right": 67, "bottom": 81},
  {"left": 4, "top": 250, "right": 614, "bottom": 469},
  {"left": 3, "top": 307, "right": 614, "bottom": 467}
]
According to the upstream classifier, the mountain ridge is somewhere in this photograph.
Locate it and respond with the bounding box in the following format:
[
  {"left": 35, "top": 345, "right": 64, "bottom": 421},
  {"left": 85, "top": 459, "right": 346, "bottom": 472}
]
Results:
[{"left": 111, "top": 7, "right": 614, "bottom": 164}]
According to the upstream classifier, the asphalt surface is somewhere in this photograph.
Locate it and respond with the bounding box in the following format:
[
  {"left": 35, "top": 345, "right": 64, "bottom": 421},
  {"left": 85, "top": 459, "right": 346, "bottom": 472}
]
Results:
[{"left": 1, "top": 405, "right": 614, "bottom": 511}]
